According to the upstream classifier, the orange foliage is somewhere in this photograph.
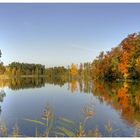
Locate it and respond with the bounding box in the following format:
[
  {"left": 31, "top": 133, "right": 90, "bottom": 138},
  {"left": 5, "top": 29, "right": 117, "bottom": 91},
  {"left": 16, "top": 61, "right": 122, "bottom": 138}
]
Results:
[
  {"left": 118, "top": 34, "right": 137, "bottom": 79},
  {"left": 93, "top": 80, "right": 140, "bottom": 123},
  {"left": 70, "top": 64, "right": 78, "bottom": 76},
  {"left": 70, "top": 80, "right": 78, "bottom": 93}
]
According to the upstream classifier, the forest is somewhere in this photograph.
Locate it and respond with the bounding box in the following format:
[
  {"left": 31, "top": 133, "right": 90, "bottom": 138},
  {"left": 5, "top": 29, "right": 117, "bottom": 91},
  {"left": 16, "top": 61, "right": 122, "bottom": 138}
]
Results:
[
  {"left": 0, "top": 32, "right": 140, "bottom": 81},
  {"left": 92, "top": 33, "right": 140, "bottom": 80}
]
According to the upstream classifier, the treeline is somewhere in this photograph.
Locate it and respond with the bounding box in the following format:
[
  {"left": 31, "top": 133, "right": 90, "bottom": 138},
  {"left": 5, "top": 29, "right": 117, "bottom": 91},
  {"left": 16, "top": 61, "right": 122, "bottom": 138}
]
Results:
[
  {"left": 0, "top": 32, "right": 140, "bottom": 80},
  {"left": 8, "top": 62, "right": 45, "bottom": 76},
  {"left": 0, "top": 55, "right": 46, "bottom": 76},
  {"left": 91, "top": 33, "right": 140, "bottom": 80},
  {"left": 45, "top": 66, "right": 68, "bottom": 77},
  {"left": 78, "top": 63, "right": 91, "bottom": 80},
  {"left": 44, "top": 32, "right": 140, "bottom": 81}
]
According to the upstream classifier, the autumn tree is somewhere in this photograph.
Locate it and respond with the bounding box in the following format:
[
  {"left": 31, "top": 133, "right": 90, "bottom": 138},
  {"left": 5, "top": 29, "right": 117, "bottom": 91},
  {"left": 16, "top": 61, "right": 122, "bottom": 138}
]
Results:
[
  {"left": 118, "top": 34, "right": 136, "bottom": 79},
  {"left": 118, "top": 33, "right": 140, "bottom": 79},
  {"left": 91, "top": 32, "right": 140, "bottom": 80},
  {"left": 70, "top": 63, "right": 78, "bottom": 77}
]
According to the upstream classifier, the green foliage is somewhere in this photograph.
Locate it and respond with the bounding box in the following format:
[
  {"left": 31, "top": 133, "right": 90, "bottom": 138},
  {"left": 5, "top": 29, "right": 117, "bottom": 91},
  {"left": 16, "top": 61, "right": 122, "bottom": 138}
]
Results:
[
  {"left": 58, "top": 127, "right": 75, "bottom": 137},
  {"left": 24, "top": 104, "right": 54, "bottom": 137},
  {"left": 7, "top": 62, "right": 45, "bottom": 76},
  {"left": 24, "top": 119, "right": 47, "bottom": 126},
  {"left": 45, "top": 66, "right": 69, "bottom": 86},
  {"left": 45, "top": 66, "right": 67, "bottom": 77},
  {"left": 59, "top": 117, "right": 75, "bottom": 124}
]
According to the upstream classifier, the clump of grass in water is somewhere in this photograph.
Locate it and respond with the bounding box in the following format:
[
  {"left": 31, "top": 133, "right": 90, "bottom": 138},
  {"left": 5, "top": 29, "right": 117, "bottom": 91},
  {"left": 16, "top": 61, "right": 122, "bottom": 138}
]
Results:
[
  {"left": 82, "top": 103, "right": 95, "bottom": 122},
  {"left": 42, "top": 104, "right": 53, "bottom": 126},
  {"left": 55, "top": 116, "right": 75, "bottom": 137},
  {"left": 0, "top": 120, "right": 22, "bottom": 137},
  {"left": 133, "top": 120, "right": 140, "bottom": 137},
  {"left": 56, "top": 101, "right": 95, "bottom": 137},
  {"left": 76, "top": 122, "right": 86, "bottom": 137},
  {"left": 2, "top": 103, "right": 138, "bottom": 137},
  {"left": 24, "top": 102, "right": 105, "bottom": 137},
  {"left": 87, "top": 127, "right": 102, "bottom": 137},
  {"left": 24, "top": 104, "right": 54, "bottom": 137},
  {"left": 105, "top": 120, "right": 113, "bottom": 136},
  {"left": 12, "top": 122, "right": 19, "bottom": 137},
  {"left": 0, "top": 121, "right": 7, "bottom": 137}
]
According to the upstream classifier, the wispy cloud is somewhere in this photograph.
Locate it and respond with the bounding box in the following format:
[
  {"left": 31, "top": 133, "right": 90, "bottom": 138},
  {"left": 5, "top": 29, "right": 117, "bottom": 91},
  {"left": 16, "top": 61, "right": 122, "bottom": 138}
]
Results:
[{"left": 71, "top": 44, "right": 101, "bottom": 52}]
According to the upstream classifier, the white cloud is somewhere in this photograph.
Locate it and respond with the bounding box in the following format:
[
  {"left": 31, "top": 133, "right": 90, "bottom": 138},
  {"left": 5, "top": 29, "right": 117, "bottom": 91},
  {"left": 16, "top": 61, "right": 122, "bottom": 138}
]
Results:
[{"left": 71, "top": 44, "right": 101, "bottom": 52}]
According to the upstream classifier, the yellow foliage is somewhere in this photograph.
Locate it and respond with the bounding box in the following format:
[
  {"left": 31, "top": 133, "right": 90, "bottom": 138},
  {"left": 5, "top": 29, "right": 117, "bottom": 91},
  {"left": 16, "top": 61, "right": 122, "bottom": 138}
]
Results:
[{"left": 70, "top": 64, "right": 78, "bottom": 76}]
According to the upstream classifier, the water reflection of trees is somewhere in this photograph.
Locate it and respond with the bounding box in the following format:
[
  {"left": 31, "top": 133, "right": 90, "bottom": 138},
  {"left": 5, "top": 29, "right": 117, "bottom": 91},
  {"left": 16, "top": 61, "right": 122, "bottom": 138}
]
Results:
[
  {"left": 8, "top": 78, "right": 46, "bottom": 90},
  {"left": 0, "top": 76, "right": 68, "bottom": 90},
  {"left": 67, "top": 79, "right": 140, "bottom": 125},
  {"left": 0, "top": 77, "right": 140, "bottom": 125},
  {"left": 45, "top": 76, "right": 67, "bottom": 87},
  {"left": 0, "top": 90, "right": 6, "bottom": 113},
  {"left": 0, "top": 79, "right": 10, "bottom": 88},
  {"left": 92, "top": 80, "right": 140, "bottom": 124},
  {"left": 68, "top": 79, "right": 92, "bottom": 93}
]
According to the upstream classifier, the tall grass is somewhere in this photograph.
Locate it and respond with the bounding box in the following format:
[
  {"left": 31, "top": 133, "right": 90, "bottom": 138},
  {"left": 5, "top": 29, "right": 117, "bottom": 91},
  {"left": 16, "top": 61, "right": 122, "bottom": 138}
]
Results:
[{"left": 0, "top": 103, "right": 139, "bottom": 137}]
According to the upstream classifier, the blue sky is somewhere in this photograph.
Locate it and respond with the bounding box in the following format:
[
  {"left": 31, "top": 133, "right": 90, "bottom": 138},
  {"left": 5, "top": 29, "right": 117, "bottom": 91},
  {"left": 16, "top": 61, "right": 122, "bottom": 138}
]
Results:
[{"left": 0, "top": 3, "right": 140, "bottom": 67}]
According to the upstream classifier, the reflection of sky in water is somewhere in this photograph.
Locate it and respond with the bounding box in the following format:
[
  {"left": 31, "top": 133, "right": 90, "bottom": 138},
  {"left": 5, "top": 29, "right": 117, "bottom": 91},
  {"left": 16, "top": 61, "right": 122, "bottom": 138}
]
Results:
[{"left": 0, "top": 83, "right": 136, "bottom": 136}]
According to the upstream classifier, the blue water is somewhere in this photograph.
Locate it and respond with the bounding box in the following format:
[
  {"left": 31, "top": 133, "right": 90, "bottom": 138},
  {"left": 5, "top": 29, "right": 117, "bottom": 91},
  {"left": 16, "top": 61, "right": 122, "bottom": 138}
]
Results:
[{"left": 0, "top": 82, "right": 137, "bottom": 137}]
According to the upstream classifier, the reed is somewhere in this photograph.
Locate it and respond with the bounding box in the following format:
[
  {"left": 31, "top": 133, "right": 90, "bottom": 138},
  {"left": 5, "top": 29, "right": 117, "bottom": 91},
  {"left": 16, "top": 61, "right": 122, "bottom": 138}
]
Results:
[{"left": 0, "top": 104, "right": 139, "bottom": 137}]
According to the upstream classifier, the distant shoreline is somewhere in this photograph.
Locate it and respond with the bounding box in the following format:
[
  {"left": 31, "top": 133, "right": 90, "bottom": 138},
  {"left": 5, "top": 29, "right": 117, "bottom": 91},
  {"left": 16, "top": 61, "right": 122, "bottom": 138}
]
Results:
[
  {"left": 0, "top": 75, "right": 47, "bottom": 79},
  {"left": 0, "top": 75, "right": 140, "bottom": 83}
]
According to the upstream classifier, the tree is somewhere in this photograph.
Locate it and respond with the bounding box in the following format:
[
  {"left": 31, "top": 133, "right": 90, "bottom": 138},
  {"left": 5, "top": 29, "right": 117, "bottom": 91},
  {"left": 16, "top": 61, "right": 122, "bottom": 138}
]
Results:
[
  {"left": 79, "top": 63, "right": 84, "bottom": 78},
  {"left": 8, "top": 62, "right": 45, "bottom": 76},
  {"left": 70, "top": 63, "right": 78, "bottom": 77},
  {"left": 118, "top": 33, "right": 140, "bottom": 79},
  {"left": 91, "top": 32, "right": 140, "bottom": 80},
  {"left": 0, "top": 50, "right": 5, "bottom": 75}
]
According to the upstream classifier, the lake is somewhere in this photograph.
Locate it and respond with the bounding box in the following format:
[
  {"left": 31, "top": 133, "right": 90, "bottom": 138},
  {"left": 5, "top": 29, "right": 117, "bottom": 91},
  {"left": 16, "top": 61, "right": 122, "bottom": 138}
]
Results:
[{"left": 0, "top": 77, "right": 139, "bottom": 137}]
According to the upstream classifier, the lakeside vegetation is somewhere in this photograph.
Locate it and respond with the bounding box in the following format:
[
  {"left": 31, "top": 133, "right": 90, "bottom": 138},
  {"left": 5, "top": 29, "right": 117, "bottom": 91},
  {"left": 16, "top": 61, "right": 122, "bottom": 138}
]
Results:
[
  {"left": 0, "top": 103, "right": 140, "bottom": 137},
  {"left": 0, "top": 103, "right": 112, "bottom": 137},
  {"left": 0, "top": 32, "right": 140, "bottom": 81},
  {"left": 92, "top": 33, "right": 140, "bottom": 80}
]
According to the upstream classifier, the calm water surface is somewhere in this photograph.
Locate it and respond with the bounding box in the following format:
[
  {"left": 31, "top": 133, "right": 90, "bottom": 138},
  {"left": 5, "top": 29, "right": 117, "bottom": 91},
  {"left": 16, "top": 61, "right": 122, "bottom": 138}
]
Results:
[{"left": 0, "top": 78, "right": 139, "bottom": 137}]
